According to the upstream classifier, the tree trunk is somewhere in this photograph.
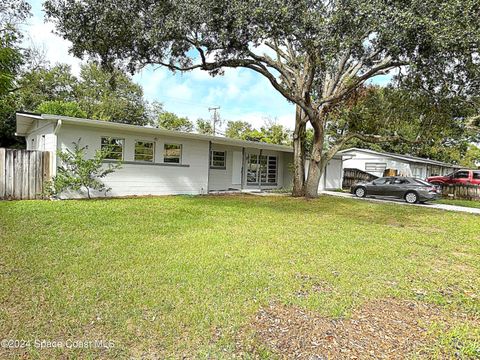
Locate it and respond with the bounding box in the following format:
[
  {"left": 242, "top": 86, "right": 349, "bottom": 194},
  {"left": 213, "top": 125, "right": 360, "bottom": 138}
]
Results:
[
  {"left": 304, "top": 121, "right": 325, "bottom": 198},
  {"left": 292, "top": 106, "right": 306, "bottom": 197}
]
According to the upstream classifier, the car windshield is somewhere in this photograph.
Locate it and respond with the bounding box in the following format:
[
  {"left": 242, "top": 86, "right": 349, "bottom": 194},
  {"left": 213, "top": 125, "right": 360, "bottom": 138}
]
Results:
[{"left": 414, "top": 179, "right": 431, "bottom": 186}]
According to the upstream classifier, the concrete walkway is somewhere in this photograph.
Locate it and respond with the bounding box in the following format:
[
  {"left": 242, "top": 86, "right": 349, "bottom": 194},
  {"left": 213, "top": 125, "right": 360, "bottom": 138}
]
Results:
[{"left": 321, "top": 190, "right": 480, "bottom": 215}]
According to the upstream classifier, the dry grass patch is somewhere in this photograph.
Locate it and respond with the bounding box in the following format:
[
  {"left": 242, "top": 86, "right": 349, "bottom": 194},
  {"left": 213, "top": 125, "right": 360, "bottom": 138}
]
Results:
[{"left": 244, "top": 298, "right": 478, "bottom": 359}]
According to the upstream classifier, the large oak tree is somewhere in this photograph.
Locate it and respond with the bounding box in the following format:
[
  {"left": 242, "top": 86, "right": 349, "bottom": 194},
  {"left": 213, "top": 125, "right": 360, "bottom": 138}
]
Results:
[{"left": 45, "top": 0, "right": 480, "bottom": 197}]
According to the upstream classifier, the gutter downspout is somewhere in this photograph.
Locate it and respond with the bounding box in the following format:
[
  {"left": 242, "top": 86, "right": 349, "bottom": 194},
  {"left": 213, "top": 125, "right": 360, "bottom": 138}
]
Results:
[
  {"left": 240, "top": 147, "right": 245, "bottom": 191},
  {"left": 53, "top": 119, "right": 62, "bottom": 135},
  {"left": 206, "top": 141, "right": 212, "bottom": 194},
  {"left": 50, "top": 119, "right": 63, "bottom": 179},
  {"left": 258, "top": 149, "right": 262, "bottom": 192}
]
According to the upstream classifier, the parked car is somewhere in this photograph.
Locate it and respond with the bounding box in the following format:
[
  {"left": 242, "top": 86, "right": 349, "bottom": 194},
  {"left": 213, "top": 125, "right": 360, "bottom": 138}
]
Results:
[
  {"left": 427, "top": 170, "right": 480, "bottom": 185},
  {"left": 352, "top": 176, "right": 440, "bottom": 204}
]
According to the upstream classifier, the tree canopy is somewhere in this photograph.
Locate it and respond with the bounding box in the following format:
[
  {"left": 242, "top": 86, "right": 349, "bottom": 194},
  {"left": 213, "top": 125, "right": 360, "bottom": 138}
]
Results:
[
  {"left": 225, "top": 120, "right": 290, "bottom": 145},
  {"left": 156, "top": 111, "right": 194, "bottom": 132},
  {"left": 0, "top": 0, "right": 30, "bottom": 97},
  {"left": 45, "top": 0, "right": 480, "bottom": 197}
]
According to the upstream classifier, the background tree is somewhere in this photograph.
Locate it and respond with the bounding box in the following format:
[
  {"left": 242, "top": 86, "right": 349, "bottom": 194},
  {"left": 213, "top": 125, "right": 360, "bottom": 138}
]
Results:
[
  {"left": 329, "top": 86, "right": 477, "bottom": 164},
  {"left": 0, "top": 0, "right": 30, "bottom": 147},
  {"left": 460, "top": 145, "right": 480, "bottom": 169},
  {"left": 18, "top": 63, "right": 77, "bottom": 110},
  {"left": 0, "top": 0, "right": 30, "bottom": 96},
  {"left": 75, "top": 62, "right": 151, "bottom": 125},
  {"left": 196, "top": 119, "right": 213, "bottom": 135},
  {"left": 36, "top": 100, "right": 87, "bottom": 118},
  {"left": 225, "top": 120, "right": 291, "bottom": 145},
  {"left": 225, "top": 121, "right": 253, "bottom": 140},
  {"left": 45, "top": 0, "right": 480, "bottom": 197},
  {"left": 156, "top": 111, "right": 194, "bottom": 132}
]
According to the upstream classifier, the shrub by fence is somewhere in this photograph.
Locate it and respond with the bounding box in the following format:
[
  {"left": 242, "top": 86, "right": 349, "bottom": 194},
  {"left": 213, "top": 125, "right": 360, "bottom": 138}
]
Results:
[
  {"left": 0, "top": 148, "right": 52, "bottom": 200},
  {"left": 440, "top": 184, "right": 480, "bottom": 201},
  {"left": 342, "top": 168, "right": 378, "bottom": 189}
]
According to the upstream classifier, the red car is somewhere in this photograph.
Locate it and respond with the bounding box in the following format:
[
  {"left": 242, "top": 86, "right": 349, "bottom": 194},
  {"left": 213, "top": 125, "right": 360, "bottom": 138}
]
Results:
[{"left": 427, "top": 169, "right": 480, "bottom": 185}]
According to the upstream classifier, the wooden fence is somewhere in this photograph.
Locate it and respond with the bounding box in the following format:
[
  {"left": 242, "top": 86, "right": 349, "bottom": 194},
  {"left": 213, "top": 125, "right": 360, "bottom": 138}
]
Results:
[
  {"left": 440, "top": 184, "right": 480, "bottom": 201},
  {"left": 0, "top": 148, "right": 52, "bottom": 200},
  {"left": 342, "top": 168, "right": 378, "bottom": 189}
]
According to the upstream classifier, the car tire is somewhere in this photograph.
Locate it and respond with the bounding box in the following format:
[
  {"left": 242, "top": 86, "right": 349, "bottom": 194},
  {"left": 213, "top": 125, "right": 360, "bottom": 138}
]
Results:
[
  {"left": 405, "top": 191, "right": 418, "bottom": 204},
  {"left": 354, "top": 187, "right": 366, "bottom": 198}
]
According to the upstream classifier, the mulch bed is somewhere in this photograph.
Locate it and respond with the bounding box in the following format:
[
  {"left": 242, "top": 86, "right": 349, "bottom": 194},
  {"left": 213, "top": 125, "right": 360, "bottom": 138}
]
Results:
[{"left": 244, "top": 298, "right": 449, "bottom": 359}]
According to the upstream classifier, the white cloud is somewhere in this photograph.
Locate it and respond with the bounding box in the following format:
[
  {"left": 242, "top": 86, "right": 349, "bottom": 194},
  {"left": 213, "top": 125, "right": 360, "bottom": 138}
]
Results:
[{"left": 22, "top": 16, "right": 84, "bottom": 75}]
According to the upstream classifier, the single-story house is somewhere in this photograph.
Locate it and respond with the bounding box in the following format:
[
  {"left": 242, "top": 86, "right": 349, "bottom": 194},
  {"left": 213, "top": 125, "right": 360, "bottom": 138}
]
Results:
[
  {"left": 16, "top": 112, "right": 300, "bottom": 197},
  {"left": 337, "top": 148, "right": 461, "bottom": 179}
]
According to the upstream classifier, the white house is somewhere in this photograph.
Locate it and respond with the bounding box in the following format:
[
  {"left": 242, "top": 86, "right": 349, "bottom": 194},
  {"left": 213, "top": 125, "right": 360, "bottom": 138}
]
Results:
[
  {"left": 16, "top": 112, "right": 302, "bottom": 197},
  {"left": 338, "top": 148, "right": 461, "bottom": 179}
]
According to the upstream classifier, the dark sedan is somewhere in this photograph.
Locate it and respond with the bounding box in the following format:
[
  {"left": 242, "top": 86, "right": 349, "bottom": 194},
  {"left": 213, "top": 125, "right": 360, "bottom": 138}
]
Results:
[{"left": 351, "top": 176, "right": 440, "bottom": 204}]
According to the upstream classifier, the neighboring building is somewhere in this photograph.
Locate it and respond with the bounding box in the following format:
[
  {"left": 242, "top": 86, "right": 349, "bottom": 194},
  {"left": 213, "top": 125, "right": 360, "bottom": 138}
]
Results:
[
  {"left": 338, "top": 148, "right": 461, "bottom": 179},
  {"left": 16, "top": 112, "right": 299, "bottom": 197}
]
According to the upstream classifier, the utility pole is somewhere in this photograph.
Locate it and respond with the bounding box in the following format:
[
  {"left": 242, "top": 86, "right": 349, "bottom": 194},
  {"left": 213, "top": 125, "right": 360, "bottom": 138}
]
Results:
[{"left": 208, "top": 106, "right": 220, "bottom": 136}]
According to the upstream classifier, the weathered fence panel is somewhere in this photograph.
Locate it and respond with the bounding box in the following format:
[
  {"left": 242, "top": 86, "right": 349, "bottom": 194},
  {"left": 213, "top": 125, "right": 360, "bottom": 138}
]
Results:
[
  {"left": 342, "top": 168, "right": 379, "bottom": 189},
  {"left": 440, "top": 184, "right": 480, "bottom": 201},
  {"left": 0, "top": 148, "right": 52, "bottom": 200}
]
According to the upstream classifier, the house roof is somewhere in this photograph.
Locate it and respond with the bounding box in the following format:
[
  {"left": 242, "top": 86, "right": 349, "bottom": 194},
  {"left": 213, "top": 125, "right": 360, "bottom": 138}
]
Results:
[
  {"left": 338, "top": 147, "right": 461, "bottom": 168},
  {"left": 15, "top": 112, "right": 294, "bottom": 153}
]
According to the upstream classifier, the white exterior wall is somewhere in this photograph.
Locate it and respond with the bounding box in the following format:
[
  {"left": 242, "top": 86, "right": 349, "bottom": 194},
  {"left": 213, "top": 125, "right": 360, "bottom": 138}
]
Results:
[
  {"left": 25, "top": 121, "right": 57, "bottom": 152},
  {"left": 208, "top": 144, "right": 291, "bottom": 191},
  {"left": 57, "top": 124, "right": 210, "bottom": 197},
  {"left": 208, "top": 144, "right": 242, "bottom": 191}
]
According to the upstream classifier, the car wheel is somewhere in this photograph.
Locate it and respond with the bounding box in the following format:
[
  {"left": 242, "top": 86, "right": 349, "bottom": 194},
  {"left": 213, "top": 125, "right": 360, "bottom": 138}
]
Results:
[
  {"left": 354, "top": 187, "right": 366, "bottom": 198},
  {"left": 405, "top": 191, "right": 418, "bottom": 204}
]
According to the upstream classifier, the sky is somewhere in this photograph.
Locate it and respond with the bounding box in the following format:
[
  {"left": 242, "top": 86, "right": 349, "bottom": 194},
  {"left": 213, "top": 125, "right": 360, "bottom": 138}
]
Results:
[{"left": 22, "top": 0, "right": 391, "bottom": 131}]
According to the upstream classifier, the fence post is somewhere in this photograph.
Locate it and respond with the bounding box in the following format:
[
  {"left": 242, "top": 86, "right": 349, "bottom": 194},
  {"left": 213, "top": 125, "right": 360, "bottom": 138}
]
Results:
[{"left": 0, "top": 148, "right": 5, "bottom": 199}]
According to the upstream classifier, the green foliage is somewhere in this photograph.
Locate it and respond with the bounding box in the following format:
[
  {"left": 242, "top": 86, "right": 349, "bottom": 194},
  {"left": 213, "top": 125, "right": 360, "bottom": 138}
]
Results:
[
  {"left": 225, "top": 121, "right": 253, "bottom": 139},
  {"left": 0, "top": 93, "right": 23, "bottom": 148},
  {"left": 1, "top": 61, "right": 154, "bottom": 146},
  {"left": 0, "top": 0, "right": 31, "bottom": 97},
  {"left": 329, "top": 86, "right": 477, "bottom": 164},
  {"left": 17, "top": 63, "right": 77, "bottom": 111},
  {"left": 46, "top": 139, "right": 122, "bottom": 199},
  {"left": 196, "top": 118, "right": 213, "bottom": 135},
  {"left": 36, "top": 100, "right": 87, "bottom": 118},
  {"left": 225, "top": 120, "right": 291, "bottom": 145},
  {"left": 157, "top": 111, "right": 194, "bottom": 132},
  {"left": 75, "top": 62, "right": 150, "bottom": 125},
  {"left": 460, "top": 145, "right": 480, "bottom": 169}
]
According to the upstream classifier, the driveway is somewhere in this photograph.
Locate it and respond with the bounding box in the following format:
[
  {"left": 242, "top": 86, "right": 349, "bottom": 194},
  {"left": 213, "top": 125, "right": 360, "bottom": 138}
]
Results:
[{"left": 321, "top": 190, "right": 480, "bottom": 215}]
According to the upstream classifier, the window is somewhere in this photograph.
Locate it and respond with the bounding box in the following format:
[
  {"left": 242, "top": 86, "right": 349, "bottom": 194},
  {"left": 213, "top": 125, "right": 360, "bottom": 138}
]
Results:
[
  {"left": 365, "top": 162, "right": 387, "bottom": 172},
  {"left": 454, "top": 171, "right": 469, "bottom": 179},
  {"left": 247, "top": 154, "right": 277, "bottom": 185},
  {"left": 393, "top": 177, "right": 409, "bottom": 184},
  {"left": 210, "top": 150, "right": 226, "bottom": 169},
  {"left": 134, "top": 141, "right": 154, "bottom": 162},
  {"left": 163, "top": 144, "right": 182, "bottom": 163},
  {"left": 473, "top": 171, "right": 480, "bottom": 180},
  {"left": 372, "top": 177, "right": 391, "bottom": 185},
  {"left": 101, "top": 137, "right": 124, "bottom": 160}
]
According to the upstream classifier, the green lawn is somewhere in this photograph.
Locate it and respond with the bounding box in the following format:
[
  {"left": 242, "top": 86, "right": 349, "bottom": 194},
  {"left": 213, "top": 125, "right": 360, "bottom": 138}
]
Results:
[
  {"left": 437, "top": 198, "right": 480, "bottom": 209},
  {"left": 0, "top": 195, "right": 479, "bottom": 358}
]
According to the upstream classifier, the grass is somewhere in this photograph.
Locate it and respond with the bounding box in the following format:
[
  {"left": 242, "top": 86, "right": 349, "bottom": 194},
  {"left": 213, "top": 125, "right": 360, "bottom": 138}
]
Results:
[
  {"left": 437, "top": 198, "right": 480, "bottom": 209},
  {"left": 0, "top": 195, "right": 479, "bottom": 358}
]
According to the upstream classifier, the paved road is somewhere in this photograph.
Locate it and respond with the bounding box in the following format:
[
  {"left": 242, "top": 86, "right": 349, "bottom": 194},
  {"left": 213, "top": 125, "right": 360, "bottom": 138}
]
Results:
[{"left": 321, "top": 190, "right": 480, "bottom": 215}]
